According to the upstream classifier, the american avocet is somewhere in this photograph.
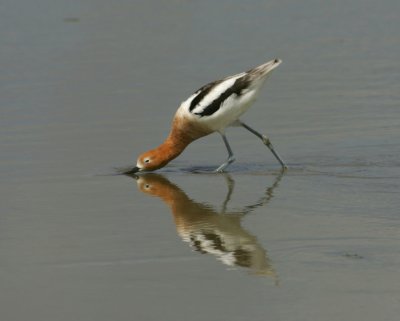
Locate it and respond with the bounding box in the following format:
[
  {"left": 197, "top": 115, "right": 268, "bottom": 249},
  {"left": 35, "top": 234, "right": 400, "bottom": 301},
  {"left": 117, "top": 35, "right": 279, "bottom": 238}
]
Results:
[{"left": 129, "top": 59, "right": 287, "bottom": 173}]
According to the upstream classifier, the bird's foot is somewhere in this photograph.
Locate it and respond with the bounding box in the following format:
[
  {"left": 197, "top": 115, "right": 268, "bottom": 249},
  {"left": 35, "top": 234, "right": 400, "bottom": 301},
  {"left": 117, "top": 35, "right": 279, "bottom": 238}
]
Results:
[{"left": 215, "top": 156, "right": 235, "bottom": 173}]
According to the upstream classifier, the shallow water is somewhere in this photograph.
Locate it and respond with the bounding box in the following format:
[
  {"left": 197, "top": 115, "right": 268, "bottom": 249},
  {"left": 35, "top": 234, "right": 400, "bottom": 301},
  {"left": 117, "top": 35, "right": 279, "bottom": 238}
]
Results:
[{"left": 1, "top": 0, "right": 400, "bottom": 320}]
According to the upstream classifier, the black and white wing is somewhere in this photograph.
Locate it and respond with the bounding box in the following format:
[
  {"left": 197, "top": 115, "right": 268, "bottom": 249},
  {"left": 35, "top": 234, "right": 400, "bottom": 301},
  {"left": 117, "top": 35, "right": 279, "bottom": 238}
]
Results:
[
  {"left": 178, "top": 59, "right": 281, "bottom": 125},
  {"left": 187, "top": 73, "right": 251, "bottom": 117}
]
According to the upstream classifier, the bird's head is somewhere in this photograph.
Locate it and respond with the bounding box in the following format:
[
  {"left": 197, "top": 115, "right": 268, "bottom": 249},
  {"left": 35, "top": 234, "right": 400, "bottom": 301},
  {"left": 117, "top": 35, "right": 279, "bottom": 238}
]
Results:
[
  {"left": 130, "top": 148, "right": 173, "bottom": 173},
  {"left": 131, "top": 150, "right": 161, "bottom": 173}
]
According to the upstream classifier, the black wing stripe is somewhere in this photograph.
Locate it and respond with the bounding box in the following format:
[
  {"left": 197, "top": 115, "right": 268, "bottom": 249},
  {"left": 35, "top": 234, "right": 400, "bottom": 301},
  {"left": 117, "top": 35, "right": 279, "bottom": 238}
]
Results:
[
  {"left": 194, "top": 77, "right": 250, "bottom": 117},
  {"left": 189, "top": 80, "right": 222, "bottom": 112}
]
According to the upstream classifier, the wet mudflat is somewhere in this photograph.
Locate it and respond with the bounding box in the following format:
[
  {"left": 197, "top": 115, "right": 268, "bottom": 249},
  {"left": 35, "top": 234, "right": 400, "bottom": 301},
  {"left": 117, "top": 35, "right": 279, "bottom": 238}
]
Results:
[{"left": 1, "top": 0, "right": 399, "bottom": 320}]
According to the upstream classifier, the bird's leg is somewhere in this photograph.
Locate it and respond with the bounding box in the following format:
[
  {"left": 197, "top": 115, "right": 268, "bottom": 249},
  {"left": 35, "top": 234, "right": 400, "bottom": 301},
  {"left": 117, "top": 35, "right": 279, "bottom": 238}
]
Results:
[
  {"left": 215, "top": 133, "right": 236, "bottom": 172},
  {"left": 240, "top": 121, "right": 287, "bottom": 170}
]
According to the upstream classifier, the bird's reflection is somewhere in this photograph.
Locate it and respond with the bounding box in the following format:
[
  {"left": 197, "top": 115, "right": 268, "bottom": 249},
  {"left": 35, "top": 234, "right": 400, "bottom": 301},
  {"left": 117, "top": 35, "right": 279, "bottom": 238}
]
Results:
[{"left": 129, "top": 172, "right": 283, "bottom": 278}]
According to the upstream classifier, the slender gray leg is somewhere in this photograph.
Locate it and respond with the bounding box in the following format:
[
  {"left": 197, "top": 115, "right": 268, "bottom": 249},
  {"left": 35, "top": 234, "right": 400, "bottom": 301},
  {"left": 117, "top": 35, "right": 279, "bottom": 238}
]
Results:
[
  {"left": 215, "top": 133, "right": 236, "bottom": 172},
  {"left": 240, "top": 121, "right": 287, "bottom": 170}
]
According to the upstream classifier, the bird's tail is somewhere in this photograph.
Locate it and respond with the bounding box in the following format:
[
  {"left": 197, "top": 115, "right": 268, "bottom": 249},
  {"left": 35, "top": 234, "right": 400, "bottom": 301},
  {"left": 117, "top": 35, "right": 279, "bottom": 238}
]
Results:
[{"left": 247, "top": 58, "right": 282, "bottom": 79}]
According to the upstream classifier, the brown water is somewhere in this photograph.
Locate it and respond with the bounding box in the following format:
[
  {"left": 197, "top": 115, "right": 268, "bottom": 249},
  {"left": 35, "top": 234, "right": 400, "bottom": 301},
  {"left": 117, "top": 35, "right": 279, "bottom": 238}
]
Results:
[{"left": 1, "top": 0, "right": 400, "bottom": 320}]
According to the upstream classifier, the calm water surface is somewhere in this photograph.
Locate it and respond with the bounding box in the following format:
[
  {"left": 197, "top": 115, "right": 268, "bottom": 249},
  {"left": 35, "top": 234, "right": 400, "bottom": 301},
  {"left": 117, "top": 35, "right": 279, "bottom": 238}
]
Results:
[{"left": 1, "top": 0, "right": 399, "bottom": 320}]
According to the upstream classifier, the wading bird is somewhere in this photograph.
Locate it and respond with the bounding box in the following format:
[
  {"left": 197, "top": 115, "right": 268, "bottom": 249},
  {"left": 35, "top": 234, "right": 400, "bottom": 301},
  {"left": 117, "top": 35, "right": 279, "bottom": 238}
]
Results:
[{"left": 129, "top": 59, "right": 286, "bottom": 173}]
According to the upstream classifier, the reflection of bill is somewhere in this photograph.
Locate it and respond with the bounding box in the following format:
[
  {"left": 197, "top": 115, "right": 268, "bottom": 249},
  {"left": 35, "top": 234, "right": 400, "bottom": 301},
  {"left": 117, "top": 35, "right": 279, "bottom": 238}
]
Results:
[{"left": 131, "top": 173, "right": 283, "bottom": 278}]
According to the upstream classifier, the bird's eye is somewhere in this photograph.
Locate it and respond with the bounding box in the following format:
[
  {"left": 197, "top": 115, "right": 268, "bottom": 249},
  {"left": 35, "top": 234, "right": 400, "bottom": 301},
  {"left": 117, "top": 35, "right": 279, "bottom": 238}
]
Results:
[
  {"left": 144, "top": 159, "right": 150, "bottom": 163},
  {"left": 145, "top": 184, "right": 150, "bottom": 189}
]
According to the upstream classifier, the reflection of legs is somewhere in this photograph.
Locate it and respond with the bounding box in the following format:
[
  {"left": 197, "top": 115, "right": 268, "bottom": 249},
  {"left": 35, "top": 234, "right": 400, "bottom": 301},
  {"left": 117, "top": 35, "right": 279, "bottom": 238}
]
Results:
[
  {"left": 242, "top": 168, "right": 285, "bottom": 213},
  {"left": 220, "top": 174, "right": 235, "bottom": 213},
  {"left": 215, "top": 133, "right": 236, "bottom": 172},
  {"left": 240, "top": 121, "right": 287, "bottom": 170}
]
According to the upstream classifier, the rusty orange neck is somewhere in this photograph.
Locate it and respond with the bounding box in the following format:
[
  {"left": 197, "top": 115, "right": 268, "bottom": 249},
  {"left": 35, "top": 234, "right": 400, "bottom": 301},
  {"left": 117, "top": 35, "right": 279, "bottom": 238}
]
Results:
[
  {"left": 157, "top": 116, "right": 211, "bottom": 165},
  {"left": 156, "top": 134, "right": 191, "bottom": 164},
  {"left": 142, "top": 114, "right": 212, "bottom": 171}
]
